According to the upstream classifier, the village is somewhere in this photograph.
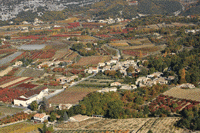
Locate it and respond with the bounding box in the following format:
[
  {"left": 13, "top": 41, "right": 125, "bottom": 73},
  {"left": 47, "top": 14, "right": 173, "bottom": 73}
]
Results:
[{"left": 0, "top": 1, "right": 200, "bottom": 131}]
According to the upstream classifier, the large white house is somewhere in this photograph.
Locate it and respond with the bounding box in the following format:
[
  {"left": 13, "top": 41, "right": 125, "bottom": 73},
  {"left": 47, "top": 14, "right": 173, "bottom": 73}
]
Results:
[
  {"left": 14, "top": 87, "right": 48, "bottom": 107},
  {"left": 34, "top": 113, "right": 49, "bottom": 122}
]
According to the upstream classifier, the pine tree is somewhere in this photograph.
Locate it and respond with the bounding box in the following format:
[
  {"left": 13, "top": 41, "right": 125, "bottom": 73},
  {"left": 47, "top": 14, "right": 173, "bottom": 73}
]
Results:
[{"left": 63, "top": 111, "right": 69, "bottom": 121}]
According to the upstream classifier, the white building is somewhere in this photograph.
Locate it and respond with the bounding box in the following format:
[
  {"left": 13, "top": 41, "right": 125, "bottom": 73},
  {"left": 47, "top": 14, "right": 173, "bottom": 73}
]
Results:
[
  {"left": 120, "top": 85, "right": 137, "bottom": 90},
  {"left": 110, "top": 82, "right": 121, "bottom": 87},
  {"left": 14, "top": 87, "right": 48, "bottom": 107},
  {"left": 34, "top": 113, "right": 49, "bottom": 122},
  {"left": 97, "top": 87, "right": 117, "bottom": 93}
]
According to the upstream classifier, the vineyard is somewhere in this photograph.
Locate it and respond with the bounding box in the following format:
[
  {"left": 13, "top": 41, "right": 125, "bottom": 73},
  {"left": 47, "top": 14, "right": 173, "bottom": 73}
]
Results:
[
  {"left": 75, "top": 56, "right": 107, "bottom": 66},
  {"left": 0, "top": 76, "right": 33, "bottom": 88},
  {"left": 163, "top": 87, "right": 200, "bottom": 102},
  {"left": 0, "top": 122, "right": 42, "bottom": 133},
  {"left": 11, "top": 49, "right": 56, "bottom": 60},
  {"left": 122, "top": 50, "right": 147, "bottom": 57},
  {"left": 149, "top": 94, "right": 200, "bottom": 114},
  {"left": 53, "top": 49, "right": 72, "bottom": 60},
  {"left": 16, "top": 68, "right": 45, "bottom": 77},
  {"left": 0, "top": 88, "right": 27, "bottom": 103},
  {"left": 0, "top": 112, "right": 32, "bottom": 125},
  {"left": 48, "top": 86, "right": 99, "bottom": 104},
  {"left": 109, "top": 42, "right": 129, "bottom": 47},
  {"left": 55, "top": 117, "right": 183, "bottom": 133}
]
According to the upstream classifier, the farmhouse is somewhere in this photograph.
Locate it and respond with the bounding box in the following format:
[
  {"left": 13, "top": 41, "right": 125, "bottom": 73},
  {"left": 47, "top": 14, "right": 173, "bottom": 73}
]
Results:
[
  {"left": 87, "top": 67, "right": 99, "bottom": 74},
  {"left": 14, "top": 87, "right": 48, "bottom": 107},
  {"left": 34, "top": 113, "right": 49, "bottom": 122}
]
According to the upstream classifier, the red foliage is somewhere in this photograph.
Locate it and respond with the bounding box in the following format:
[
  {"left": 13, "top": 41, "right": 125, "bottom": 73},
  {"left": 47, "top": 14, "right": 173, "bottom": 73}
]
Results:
[{"left": 0, "top": 88, "right": 27, "bottom": 103}]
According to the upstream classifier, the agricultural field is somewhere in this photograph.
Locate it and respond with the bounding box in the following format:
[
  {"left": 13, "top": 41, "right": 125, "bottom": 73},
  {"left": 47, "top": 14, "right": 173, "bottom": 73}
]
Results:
[
  {"left": 78, "top": 79, "right": 114, "bottom": 88},
  {"left": 149, "top": 94, "right": 200, "bottom": 113},
  {"left": 64, "top": 50, "right": 79, "bottom": 61},
  {"left": 77, "top": 35, "right": 97, "bottom": 40},
  {"left": 15, "top": 68, "right": 45, "bottom": 77},
  {"left": 0, "top": 103, "right": 23, "bottom": 117},
  {"left": 0, "top": 66, "right": 13, "bottom": 76},
  {"left": 0, "top": 52, "right": 23, "bottom": 66},
  {"left": 121, "top": 45, "right": 165, "bottom": 57},
  {"left": 0, "top": 122, "right": 42, "bottom": 133},
  {"left": 0, "top": 88, "right": 27, "bottom": 103},
  {"left": 56, "top": 17, "right": 80, "bottom": 23},
  {"left": 109, "top": 42, "right": 129, "bottom": 47},
  {"left": 74, "top": 56, "right": 110, "bottom": 66},
  {"left": 127, "top": 38, "right": 152, "bottom": 46},
  {"left": 0, "top": 77, "right": 32, "bottom": 88},
  {"left": 120, "top": 44, "right": 155, "bottom": 50},
  {"left": 163, "top": 87, "right": 200, "bottom": 102},
  {"left": 48, "top": 86, "right": 100, "bottom": 105},
  {"left": 53, "top": 49, "right": 71, "bottom": 59},
  {"left": 55, "top": 117, "right": 184, "bottom": 133}
]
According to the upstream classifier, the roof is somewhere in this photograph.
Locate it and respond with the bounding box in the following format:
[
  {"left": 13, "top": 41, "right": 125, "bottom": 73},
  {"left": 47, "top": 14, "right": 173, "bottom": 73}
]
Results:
[
  {"left": 15, "top": 97, "right": 28, "bottom": 101},
  {"left": 34, "top": 113, "right": 46, "bottom": 119}
]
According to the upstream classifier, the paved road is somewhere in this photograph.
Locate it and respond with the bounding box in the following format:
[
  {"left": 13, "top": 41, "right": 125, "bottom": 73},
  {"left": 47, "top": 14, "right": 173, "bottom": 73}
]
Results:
[{"left": 69, "top": 72, "right": 97, "bottom": 88}]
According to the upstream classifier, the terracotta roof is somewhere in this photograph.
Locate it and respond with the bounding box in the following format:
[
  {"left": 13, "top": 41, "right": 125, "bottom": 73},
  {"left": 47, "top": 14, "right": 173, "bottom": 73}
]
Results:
[{"left": 34, "top": 113, "right": 46, "bottom": 118}]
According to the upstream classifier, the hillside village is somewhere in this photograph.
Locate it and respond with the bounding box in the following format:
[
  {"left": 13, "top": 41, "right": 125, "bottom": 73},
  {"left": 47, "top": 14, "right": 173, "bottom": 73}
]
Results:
[{"left": 0, "top": 0, "right": 200, "bottom": 132}]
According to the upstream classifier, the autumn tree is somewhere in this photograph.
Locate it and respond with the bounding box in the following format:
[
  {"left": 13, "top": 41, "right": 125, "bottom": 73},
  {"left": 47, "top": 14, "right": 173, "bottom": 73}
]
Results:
[{"left": 179, "top": 68, "right": 187, "bottom": 84}]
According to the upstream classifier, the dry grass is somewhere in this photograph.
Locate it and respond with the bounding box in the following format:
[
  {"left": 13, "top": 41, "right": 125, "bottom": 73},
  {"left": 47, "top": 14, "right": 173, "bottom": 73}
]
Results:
[
  {"left": 163, "top": 87, "right": 200, "bottom": 102},
  {"left": 48, "top": 86, "right": 99, "bottom": 104}
]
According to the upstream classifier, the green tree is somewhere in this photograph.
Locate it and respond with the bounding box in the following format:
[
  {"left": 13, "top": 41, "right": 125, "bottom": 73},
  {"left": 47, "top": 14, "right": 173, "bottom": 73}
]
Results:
[
  {"left": 30, "top": 101, "right": 38, "bottom": 111},
  {"left": 42, "top": 122, "right": 47, "bottom": 133},
  {"left": 147, "top": 130, "right": 153, "bottom": 133},
  {"left": 5, "top": 36, "right": 11, "bottom": 40},
  {"left": 143, "top": 105, "right": 150, "bottom": 117},
  {"left": 49, "top": 112, "right": 56, "bottom": 122}
]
